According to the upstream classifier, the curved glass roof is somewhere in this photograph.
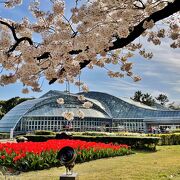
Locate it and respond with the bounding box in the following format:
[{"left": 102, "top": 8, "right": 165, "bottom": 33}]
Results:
[
  {"left": 0, "top": 97, "right": 49, "bottom": 132},
  {"left": 120, "top": 97, "right": 157, "bottom": 110},
  {"left": 0, "top": 90, "right": 180, "bottom": 132},
  {"left": 25, "top": 105, "right": 108, "bottom": 118},
  {"left": 26, "top": 93, "right": 110, "bottom": 117},
  {"left": 0, "top": 91, "right": 110, "bottom": 132},
  {"left": 81, "top": 91, "right": 180, "bottom": 119}
]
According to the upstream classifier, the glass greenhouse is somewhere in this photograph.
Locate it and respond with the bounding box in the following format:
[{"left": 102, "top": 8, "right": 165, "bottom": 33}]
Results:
[{"left": 0, "top": 90, "right": 180, "bottom": 133}]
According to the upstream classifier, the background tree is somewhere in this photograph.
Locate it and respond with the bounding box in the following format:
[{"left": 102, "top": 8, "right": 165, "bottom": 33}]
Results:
[
  {"left": 0, "top": 101, "right": 5, "bottom": 119},
  {"left": 131, "top": 90, "right": 143, "bottom": 102},
  {"left": 141, "top": 93, "right": 155, "bottom": 106},
  {"left": 168, "top": 102, "right": 180, "bottom": 110},
  {"left": 131, "top": 91, "right": 155, "bottom": 106},
  {"left": 156, "top": 94, "right": 169, "bottom": 105},
  {"left": 0, "top": 97, "right": 34, "bottom": 119},
  {"left": 0, "top": 0, "right": 179, "bottom": 94}
]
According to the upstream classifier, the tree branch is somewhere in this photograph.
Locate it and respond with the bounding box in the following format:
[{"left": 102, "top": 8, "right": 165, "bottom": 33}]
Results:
[
  {"left": 49, "top": 0, "right": 180, "bottom": 84},
  {"left": 49, "top": 59, "right": 91, "bottom": 84},
  {"left": 8, "top": 37, "right": 33, "bottom": 53},
  {"left": 36, "top": 52, "right": 51, "bottom": 61},
  {"left": 109, "top": 0, "right": 180, "bottom": 51},
  {"left": 2, "top": 1, "right": 178, "bottom": 85},
  {"left": 0, "top": 20, "right": 18, "bottom": 41},
  {"left": 0, "top": 20, "right": 33, "bottom": 53}
]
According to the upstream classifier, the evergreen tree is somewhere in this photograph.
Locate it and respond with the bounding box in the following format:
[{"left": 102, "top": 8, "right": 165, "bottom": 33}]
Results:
[
  {"left": 156, "top": 94, "right": 169, "bottom": 105},
  {"left": 142, "top": 93, "right": 155, "bottom": 106},
  {"left": 132, "top": 90, "right": 143, "bottom": 102},
  {"left": 132, "top": 91, "right": 155, "bottom": 106},
  {"left": 0, "top": 97, "right": 34, "bottom": 119}
]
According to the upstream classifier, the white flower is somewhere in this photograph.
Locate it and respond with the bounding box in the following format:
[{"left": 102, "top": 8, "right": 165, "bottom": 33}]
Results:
[
  {"left": 78, "top": 95, "right": 86, "bottom": 101},
  {"left": 77, "top": 110, "right": 85, "bottom": 119},
  {"left": 53, "top": 0, "right": 64, "bottom": 15},
  {"left": 62, "top": 111, "right": 74, "bottom": 121},
  {"left": 1, "top": 0, "right": 178, "bottom": 93},
  {"left": 22, "top": 88, "right": 29, "bottom": 94},
  {"left": 133, "top": 76, "right": 141, "bottom": 82},
  {"left": 143, "top": 20, "right": 154, "bottom": 29},
  {"left": 57, "top": 98, "right": 64, "bottom": 105},
  {"left": 117, "top": 27, "right": 129, "bottom": 38},
  {"left": 82, "top": 84, "right": 89, "bottom": 93},
  {"left": 83, "top": 101, "right": 93, "bottom": 109}
]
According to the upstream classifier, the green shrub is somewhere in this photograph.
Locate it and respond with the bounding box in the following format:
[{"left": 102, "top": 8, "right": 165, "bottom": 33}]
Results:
[
  {"left": 159, "top": 133, "right": 180, "bottom": 145},
  {"left": 72, "top": 135, "right": 160, "bottom": 151},
  {"left": 0, "top": 133, "right": 9, "bottom": 139},
  {"left": 71, "top": 131, "right": 147, "bottom": 137},
  {"left": 23, "top": 134, "right": 159, "bottom": 151},
  {"left": 81, "top": 131, "right": 109, "bottom": 136},
  {"left": 16, "top": 136, "right": 28, "bottom": 143},
  {"left": 55, "top": 132, "right": 72, "bottom": 139},
  {"left": 24, "top": 135, "right": 56, "bottom": 142},
  {"left": 171, "top": 129, "right": 180, "bottom": 133},
  {"left": 147, "top": 133, "right": 180, "bottom": 145},
  {"left": 34, "top": 130, "right": 56, "bottom": 135}
]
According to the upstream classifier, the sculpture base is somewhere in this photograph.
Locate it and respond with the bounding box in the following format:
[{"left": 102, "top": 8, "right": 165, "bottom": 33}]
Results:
[{"left": 60, "top": 173, "right": 78, "bottom": 180}]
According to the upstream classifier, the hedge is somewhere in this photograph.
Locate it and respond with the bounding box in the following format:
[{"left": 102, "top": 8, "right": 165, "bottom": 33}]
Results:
[
  {"left": 72, "top": 135, "right": 160, "bottom": 151},
  {"left": 23, "top": 134, "right": 159, "bottom": 151},
  {"left": 34, "top": 130, "right": 56, "bottom": 135},
  {"left": 23, "top": 133, "right": 180, "bottom": 147},
  {"left": 148, "top": 133, "right": 180, "bottom": 145},
  {"left": 22, "top": 135, "right": 55, "bottom": 142},
  {"left": 0, "top": 133, "right": 9, "bottom": 139},
  {"left": 171, "top": 129, "right": 180, "bottom": 133}
]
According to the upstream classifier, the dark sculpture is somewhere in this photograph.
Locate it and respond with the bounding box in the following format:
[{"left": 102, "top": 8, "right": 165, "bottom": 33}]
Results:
[{"left": 57, "top": 146, "right": 77, "bottom": 175}]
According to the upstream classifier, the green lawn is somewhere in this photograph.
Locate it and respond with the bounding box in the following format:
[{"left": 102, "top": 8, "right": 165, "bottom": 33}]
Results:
[{"left": 3, "top": 146, "right": 180, "bottom": 180}]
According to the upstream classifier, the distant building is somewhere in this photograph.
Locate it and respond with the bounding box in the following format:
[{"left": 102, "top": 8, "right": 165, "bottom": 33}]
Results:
[{"left": 0, "top": 91, "right": 180, "bottom": 133}]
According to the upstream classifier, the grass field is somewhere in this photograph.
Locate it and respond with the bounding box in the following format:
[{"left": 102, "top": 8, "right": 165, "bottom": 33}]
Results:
[{"left": 2, "top": 145, "right": 180, "bottom": 180}]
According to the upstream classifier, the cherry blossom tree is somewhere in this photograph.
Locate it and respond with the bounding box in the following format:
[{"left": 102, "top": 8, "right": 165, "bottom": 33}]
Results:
[{"left": 0, "top": 0, "right": 179, "bottom": 94}]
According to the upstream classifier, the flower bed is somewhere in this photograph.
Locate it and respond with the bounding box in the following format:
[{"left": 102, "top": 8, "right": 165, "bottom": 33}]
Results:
[{"left": 0, "top": 140, "right": 132, "bottom": 172}]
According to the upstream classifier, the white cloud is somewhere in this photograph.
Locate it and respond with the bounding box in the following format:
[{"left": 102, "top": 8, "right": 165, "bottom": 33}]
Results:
[
  {"left": 146, "top": 41, "right": 180, "bottom": 72},
  {"left": 173, "top": 87, "right": 180, "bottom": 93},
  {"left": 143, "top": 71, "right": 161, "bottom": 77}
]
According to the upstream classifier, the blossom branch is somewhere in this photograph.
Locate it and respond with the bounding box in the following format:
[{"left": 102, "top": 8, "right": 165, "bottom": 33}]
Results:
[
  {"left": 49, "top": 59, "right": 91, "bottom": 84},
  {"left": 49, "top": 0, "right": 179, "bottom": 84},
  {"left": 0, "top": 20, "right": 33, "bottom": 54},
  {"left": 109, "top": 0, "right": 180, "bottom": 51}
]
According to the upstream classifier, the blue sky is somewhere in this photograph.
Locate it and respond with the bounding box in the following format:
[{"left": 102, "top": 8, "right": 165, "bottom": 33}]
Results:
[{"left": 0, "top": 1, "right": 180, "bottom": 103}]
